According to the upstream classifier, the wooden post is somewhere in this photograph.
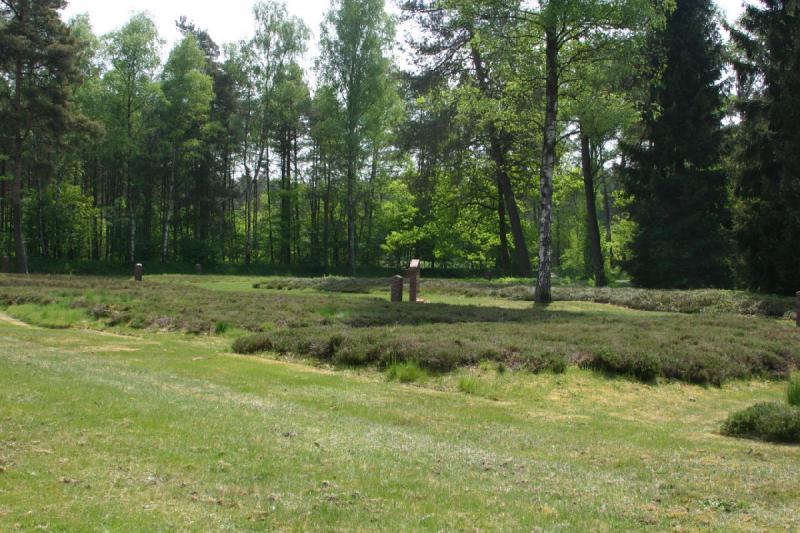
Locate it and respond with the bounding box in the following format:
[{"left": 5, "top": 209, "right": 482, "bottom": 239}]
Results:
[
  {"left": 407, "top": 259, "right": 421, "bottom": 303},
  {"left": 390, "top": 275, "right": 404, "bottom": 303},
  {"left": 0, "top": 256, "right": 8, "bottom": 274},
  {"left": 134, "top": 263, "right": 143, "bottom": 282},
  {"left": 195, "top": 263, "right": 203, "bottom": 275},
  {"left": 796, "top": 291, "right": 799, "bottom": 328}
]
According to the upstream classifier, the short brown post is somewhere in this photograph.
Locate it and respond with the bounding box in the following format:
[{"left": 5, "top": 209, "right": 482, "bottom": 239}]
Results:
[
  {"left": 796, "top": 291, "right": 800, "bottom": 328},
  {"left": 0, "top": 256, "right": 8, "bottom": 274},
  {"left": 407, "top": 259, "right": 421, "bottom": 303},
  {"left": 195, "top": 263, "right": 203, "bottom": 275},
  {"left": 134, "top": 263, "right": 143, "bottom": 282},
  {"left": 390, "top": 275, "right": 404, "bottom": 303}
]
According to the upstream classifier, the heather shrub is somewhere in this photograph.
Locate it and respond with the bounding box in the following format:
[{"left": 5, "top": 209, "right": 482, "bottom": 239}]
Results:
[{"left": 722, "top": 402, "right": 800, "bottom": 443}]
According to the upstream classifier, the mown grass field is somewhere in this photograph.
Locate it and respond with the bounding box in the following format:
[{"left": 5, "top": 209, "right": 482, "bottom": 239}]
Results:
[{"left": 1, "top": 274, "right": 799, "bottom": 531}]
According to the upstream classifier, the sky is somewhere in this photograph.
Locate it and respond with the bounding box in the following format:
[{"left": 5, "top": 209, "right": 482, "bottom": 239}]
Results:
[
  {"left": 61, "top": 0, "right": 751, "bottom": 67},
  {"left": 61, "top": 0, "right": 398, "bottom": 65}
]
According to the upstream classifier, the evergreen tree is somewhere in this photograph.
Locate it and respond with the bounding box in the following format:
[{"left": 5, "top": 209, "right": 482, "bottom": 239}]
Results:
[
  {"left": 622, "top": 0, "right": 732, "bottom": 288},
  {"left": 730, "top": 0, "right": 800, "bottom": 294},
  {"left": 0, "top": 0, "right": 86, "bottom": 273}
]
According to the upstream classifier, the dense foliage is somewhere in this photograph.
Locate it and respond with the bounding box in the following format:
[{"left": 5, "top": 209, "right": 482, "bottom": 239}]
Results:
[
  {"left": 621, "top": 0, "right": 732, "bottom": 288},
  {"left": 0, "top": 0, "right": 798, "bottom": 294}
]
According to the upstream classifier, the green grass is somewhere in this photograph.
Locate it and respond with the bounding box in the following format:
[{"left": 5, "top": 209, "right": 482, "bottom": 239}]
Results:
[{"left": 1, "top": 314, "right": 799, "bottom": 530}]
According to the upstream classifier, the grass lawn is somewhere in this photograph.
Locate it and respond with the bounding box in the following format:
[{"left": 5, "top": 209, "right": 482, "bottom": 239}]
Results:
[{"left": 0, "top": 274, "right": 799, "bottom": 530}]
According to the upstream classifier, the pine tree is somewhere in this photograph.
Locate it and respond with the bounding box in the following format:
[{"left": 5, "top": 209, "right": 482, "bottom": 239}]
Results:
[
  {"left": 730, "top": 0, "right": 800, "bottom": 294},
  {"left": 622, "top": 0, "right": 732, "bottom": 288},
  {"left": 0, "top": 0, "right": 86, "bottom": 273}
]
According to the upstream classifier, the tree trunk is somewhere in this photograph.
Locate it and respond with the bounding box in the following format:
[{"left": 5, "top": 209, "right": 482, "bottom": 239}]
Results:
[
  {"left": 323, "top": 154, "right": 331, "bottom": 272},
  {"left": 161, "top": 147, "right": 176, "bottom": 264},
  {"left": 293, "top": 130, "right": 301, "bottom": 261},
  {"left": 602, "top": 173, "right": 613, "bottom": 266},
  {"left": 11, "top": 141, "right": 27, "bottom": 274},
  {"left": 496, "top": 183, "right": 511, "bottom": 275},
  {"left": 346, "top": 155, "right": 356, "bottom": 276},
  {"left": 581, "top": 130, "right": 607, "bottom": 286},
  {"left": 535, "top": 28, "right": 558, "bottom": 304},
  {"left": 280, "top": 132, "right": 292, "bottom": 264},
  {"left": 12, "top": 54, "right": 28, "bottom": 274}
]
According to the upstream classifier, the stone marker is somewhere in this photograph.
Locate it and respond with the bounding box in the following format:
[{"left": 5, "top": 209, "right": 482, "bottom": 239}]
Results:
[
  {"left": 796, "top": 291, "right": 799, "bottom": 328},
  {"left": 134, "top": 263, "right": 143, "bottom": 282},
  {"left": 195, "top": 263, "right": 203, "bottom": 275},
  {"left": 390, "top": 275, "right": 404, "bottom": 303},
  {"left": 407, "top": 259, "right": 421, "bottom": 303},
  {"left": 1, "top": 256, "right": 8, "bottom": 274}
]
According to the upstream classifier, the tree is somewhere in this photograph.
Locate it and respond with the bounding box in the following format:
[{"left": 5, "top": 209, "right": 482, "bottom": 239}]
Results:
[
  {"left": 237, "top": 1, "right": 308, "bottom": 265},
  {"left": 319, "top": 0, "right": 394, "bottom": 275},
  {"left": 400, "top": 0, "right": 535, "bottom": 277},
  {"left": 567, "top": 39, "right": 640, "bottom": 286},
  {"left": 0, "top": 0, "right": 86, "bottom": 273},
  {"left": 160, "top": 34, "right": 214, "bottom": 263},
  {"left": 273, "top": 62, "right": 310, "bottom": 264},
  {"left": 730, "top": 0, "right": 800, "bottom": 294},
  {"left": 510, "top": 0, "right": 653, "bottom": 302},
  {"left": 103, "top": 13, "right": 161, "bottom": 263},
  {"left": 621, "top": 0, "right": 732, "bottom": 288}
]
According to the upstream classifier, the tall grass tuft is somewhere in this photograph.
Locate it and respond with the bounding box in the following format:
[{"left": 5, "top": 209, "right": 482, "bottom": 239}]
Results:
[
  {"left": 789, "top": 372, "right": 800, "bottom": 407},
  {"left": 386, "top": 361, "right": 427, "bottom": 384},
  {"left": 458, "top": 376, "right": 480, "bottom": 395},
  {"left": 6, "top": 303, "right": 88, "bottom": 329}
]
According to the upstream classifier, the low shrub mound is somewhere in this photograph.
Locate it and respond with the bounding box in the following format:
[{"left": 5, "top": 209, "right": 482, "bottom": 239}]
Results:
[
  {"left": 230, "top": 328, "right": 570, "bottom": 374},
  {"left": 587, "top": 349, "right": 661, "bottom": 382},
  {"left": 722, "top": 402, "right": 800, "bottom": 444}
]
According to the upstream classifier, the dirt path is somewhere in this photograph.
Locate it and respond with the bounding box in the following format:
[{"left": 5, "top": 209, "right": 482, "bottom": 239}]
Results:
[{"left": 0, "top": 312, "right": 32, "bottom": 328}]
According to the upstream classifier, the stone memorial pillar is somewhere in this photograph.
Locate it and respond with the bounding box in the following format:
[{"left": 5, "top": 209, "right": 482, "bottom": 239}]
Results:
[
  {"left": 407, "top": 259, "right": 421, "bottom": 303},
  {"left": 1, "top": 256, "right": 8, "bottom": 274},
  {"left": 390, "top": 275, "right": 404, "bottom": 303},
  {"left": 195, "top": 263, "right": 203, "bottom": 275},
  {"left": 134, "top": 263, "right": 143, "bottom": 282}
]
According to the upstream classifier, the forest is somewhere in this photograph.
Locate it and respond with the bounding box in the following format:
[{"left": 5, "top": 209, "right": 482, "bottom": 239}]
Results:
[{"left": 1, "top": 0, "right": 799, "bottom": 298}]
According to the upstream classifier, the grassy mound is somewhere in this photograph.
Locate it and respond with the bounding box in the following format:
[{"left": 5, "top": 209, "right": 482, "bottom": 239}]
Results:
[{"left": 722, "top": 402, "right": 800, "bottom": 444}]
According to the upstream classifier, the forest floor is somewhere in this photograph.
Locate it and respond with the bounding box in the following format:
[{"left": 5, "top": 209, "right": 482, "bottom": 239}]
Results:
[{"left": 0, "top": 274, "right": 799, "bottom": 530}]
